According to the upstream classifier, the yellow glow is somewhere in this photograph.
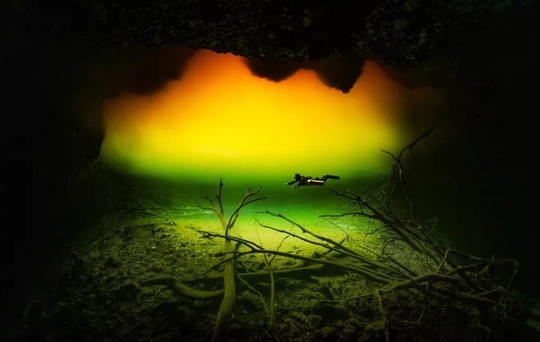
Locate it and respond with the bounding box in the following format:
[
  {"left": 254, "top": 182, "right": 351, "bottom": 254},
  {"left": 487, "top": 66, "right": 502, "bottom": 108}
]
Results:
[{"left": 100, "top": 49, "right": 416, "bottom": 184}]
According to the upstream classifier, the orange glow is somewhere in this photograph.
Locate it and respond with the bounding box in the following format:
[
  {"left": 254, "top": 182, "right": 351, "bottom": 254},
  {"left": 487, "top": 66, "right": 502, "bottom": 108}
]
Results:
[{"left": 100, "top": 49, "right": 430, "bottom": 184}]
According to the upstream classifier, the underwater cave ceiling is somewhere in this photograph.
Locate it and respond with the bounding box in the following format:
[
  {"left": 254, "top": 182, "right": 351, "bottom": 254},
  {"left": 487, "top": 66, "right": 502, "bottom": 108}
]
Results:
[
  {"left": 5, "top": 0, "right": 509, "bottom": 64},
  {"left": 2, "top": 0, "right": 533, "bottom": 175},
  {"left": 2, "top": 0, "right": 535, "bottom": 202}
]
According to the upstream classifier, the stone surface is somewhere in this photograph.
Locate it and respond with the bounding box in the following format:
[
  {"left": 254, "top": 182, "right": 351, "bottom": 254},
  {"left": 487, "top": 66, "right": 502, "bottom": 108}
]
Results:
[{"left": 1, "top": 0, "right": 524, "bottom": 64}]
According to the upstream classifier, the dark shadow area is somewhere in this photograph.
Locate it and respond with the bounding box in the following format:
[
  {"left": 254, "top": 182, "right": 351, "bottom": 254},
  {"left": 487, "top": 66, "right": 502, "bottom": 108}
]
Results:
[
  {"left": 243, "top": 57, "right": 299, "bottom": 82},
  {"left": 117, "top": 47, "right": 195, "bottom": 95},
  {"left": 244, "top": 53, "right": 365, "bottom": 93},
  {"left": 403, "top": 3, "right": 540, "bottom": 298}
]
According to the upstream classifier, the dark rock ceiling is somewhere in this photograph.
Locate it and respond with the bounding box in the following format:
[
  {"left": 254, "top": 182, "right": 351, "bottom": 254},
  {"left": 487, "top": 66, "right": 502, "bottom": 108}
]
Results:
[{"left": 1, "top": 0, "right": 524, "bottom": 64}]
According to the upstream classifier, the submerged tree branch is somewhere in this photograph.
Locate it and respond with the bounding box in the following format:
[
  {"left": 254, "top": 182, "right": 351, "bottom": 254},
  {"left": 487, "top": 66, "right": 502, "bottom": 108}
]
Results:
[{"left": 143, "top": 127, "right": 517, "bottom": 341}]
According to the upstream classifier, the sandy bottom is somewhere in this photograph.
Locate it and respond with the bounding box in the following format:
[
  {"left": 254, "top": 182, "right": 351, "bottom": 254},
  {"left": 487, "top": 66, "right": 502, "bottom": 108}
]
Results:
[{"left": 4, "top": 180, "right": 538, "bottom": 342}]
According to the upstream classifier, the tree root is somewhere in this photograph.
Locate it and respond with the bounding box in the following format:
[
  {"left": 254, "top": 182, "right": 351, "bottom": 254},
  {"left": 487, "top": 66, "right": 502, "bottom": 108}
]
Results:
[
  {"left": 141, "top": 277, "right": 223, "bottom": 299},
  {"left": 198, "top": 179, "right": 266, "bottom": 342}
]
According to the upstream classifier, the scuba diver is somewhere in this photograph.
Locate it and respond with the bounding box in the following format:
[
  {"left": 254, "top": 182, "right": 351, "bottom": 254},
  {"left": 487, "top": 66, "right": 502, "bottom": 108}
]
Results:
[{"left": 285, "top": 173, "right": 340, "bottom": 189}]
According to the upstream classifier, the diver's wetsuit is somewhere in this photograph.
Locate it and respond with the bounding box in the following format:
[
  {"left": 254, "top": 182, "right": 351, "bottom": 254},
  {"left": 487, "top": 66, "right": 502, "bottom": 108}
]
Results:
[{"left": 285, "top": 173, "right": 340, "bottom": 189}]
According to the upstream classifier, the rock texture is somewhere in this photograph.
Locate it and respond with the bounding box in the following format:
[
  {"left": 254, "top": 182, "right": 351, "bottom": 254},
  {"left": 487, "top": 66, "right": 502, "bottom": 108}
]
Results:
[{"left": 1, "top": 0, "right": 523, "bottom": 64}]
